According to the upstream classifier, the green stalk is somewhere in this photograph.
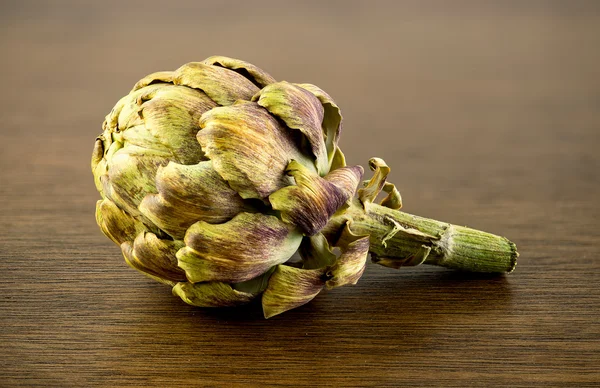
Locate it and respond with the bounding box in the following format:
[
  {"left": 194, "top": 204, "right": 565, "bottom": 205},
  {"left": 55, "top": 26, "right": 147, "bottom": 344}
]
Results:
[{"left": 327, "top": 199, "right": 518, "bottom": 273}]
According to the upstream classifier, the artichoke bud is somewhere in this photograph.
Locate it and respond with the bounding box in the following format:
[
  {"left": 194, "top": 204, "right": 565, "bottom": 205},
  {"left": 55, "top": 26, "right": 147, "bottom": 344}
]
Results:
[{"left": 93, "top": 56, "right": 369, "bottom": 318}]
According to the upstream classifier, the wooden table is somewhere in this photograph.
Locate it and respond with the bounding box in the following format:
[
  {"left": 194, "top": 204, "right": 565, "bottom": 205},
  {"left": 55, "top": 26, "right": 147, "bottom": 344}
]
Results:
[{"left": 1, "top": 1, "right": 598, "bottom": 386}]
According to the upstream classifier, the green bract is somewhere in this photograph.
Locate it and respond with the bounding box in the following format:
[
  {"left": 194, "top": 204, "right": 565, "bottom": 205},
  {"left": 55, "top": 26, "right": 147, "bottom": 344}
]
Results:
[{"left": 92, "top": 56, "right": 368, "bottom": 318}]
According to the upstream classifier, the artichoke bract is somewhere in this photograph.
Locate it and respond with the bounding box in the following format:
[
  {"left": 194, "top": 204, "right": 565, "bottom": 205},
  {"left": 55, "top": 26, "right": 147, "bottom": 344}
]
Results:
[{"left": 92, "top": 56, "right": 518, "bottom": 318}]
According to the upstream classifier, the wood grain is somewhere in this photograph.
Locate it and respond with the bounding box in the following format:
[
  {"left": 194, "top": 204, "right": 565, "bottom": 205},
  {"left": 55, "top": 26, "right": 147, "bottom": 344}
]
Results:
[{"left": 1, "top": 1, "right": 599, "bottom": 386}]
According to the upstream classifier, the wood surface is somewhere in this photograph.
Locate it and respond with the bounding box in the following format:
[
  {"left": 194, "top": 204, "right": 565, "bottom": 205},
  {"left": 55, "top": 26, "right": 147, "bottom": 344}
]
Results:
[{"left": 1, "top": 1, "right": 598, "bottom": 386}]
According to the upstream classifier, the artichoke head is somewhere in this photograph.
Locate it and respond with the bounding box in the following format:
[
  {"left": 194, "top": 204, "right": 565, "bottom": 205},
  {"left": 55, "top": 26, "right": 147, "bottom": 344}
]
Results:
[{"left": 92, "top": 56, "right": 370, "bottom": 318}]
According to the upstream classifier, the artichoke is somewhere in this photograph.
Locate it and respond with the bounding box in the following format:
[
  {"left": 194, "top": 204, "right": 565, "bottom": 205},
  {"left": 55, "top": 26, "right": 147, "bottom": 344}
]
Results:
[{"left": 92, "top": 56, "right": 518, "bottom": 318}]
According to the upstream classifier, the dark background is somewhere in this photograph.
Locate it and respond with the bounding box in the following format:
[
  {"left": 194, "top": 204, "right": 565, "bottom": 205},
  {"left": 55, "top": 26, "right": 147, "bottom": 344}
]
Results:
[{"left": 1, "top": 1, "right": 599, "bottom": 386}]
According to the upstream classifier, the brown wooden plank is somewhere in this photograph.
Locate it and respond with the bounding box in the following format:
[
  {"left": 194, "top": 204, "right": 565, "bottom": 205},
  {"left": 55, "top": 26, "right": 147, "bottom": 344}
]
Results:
[{"left": 1, "top": 1, "right": 598, "bottom": 386}]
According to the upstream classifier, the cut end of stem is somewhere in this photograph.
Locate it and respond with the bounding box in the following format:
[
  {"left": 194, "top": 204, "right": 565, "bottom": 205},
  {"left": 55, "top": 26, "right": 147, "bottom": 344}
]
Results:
[{"left": 506, "top": 238, "right": 519, "bottom": 274}]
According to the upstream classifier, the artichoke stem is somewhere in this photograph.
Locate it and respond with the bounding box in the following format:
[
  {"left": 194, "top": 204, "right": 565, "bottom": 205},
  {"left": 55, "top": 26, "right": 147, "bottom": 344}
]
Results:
[{"left": 331, "top": 200, "right": 518, "bottom": 273}]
